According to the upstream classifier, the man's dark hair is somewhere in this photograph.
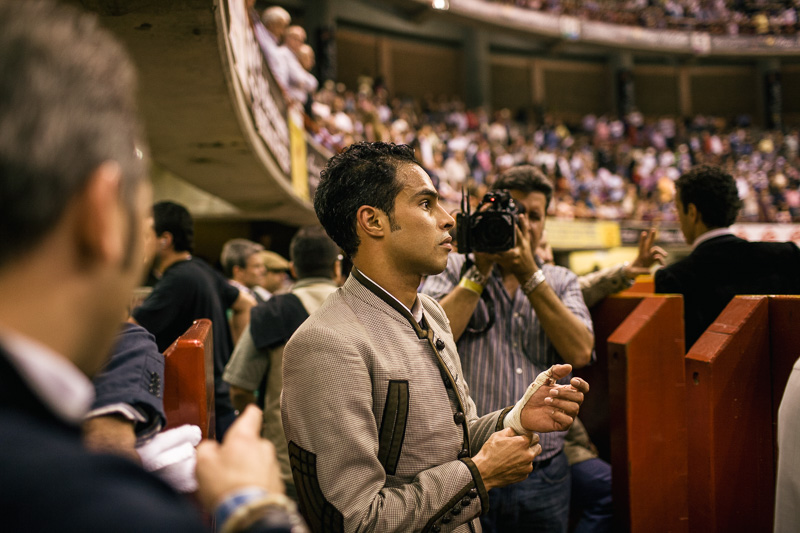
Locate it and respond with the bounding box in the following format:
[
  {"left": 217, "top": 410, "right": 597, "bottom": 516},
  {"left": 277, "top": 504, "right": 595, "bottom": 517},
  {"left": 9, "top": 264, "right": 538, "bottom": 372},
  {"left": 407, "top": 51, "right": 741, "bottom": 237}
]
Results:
[
  {"left": 153, "top": 201, "right": 194, "bottom": 253},
  {"left": 313, "top": 142, "right": 417, "bottom": 258},
  {"left": 676, "top": 165, "right": 742, "bottom": 229},
  {"left": 492, "top": 165, "right": 554, "bottom": 209},
  {"left": 290, "top": 226, "right": 340, "bottom": 279},
  {"left": 220, "top": 239, "right": 264, "bottom": 278},
  {"left": 0, "top": 0, "right": 148, "bottom": 269}
]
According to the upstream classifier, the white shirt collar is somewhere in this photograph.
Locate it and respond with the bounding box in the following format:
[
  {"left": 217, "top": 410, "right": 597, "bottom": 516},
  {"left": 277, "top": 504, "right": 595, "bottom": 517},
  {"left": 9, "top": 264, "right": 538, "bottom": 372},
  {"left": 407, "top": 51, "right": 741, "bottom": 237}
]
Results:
[
  {"left": 355, "top": 269, "right": 424, "bottom": 324},
  {"left": 0, "top": 327, "right": 94, "bottom": 424},
  {"left": 693, "top": 227, "right": 733, "bottom": 250}
]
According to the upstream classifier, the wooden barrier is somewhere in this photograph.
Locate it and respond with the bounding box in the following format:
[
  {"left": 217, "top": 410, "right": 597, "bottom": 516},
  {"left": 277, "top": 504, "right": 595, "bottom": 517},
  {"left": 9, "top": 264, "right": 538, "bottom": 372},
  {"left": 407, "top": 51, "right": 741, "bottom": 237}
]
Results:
[
  {"left": 685, "top": 295, "right": 800, "bottom": 533},
  {"left": 578, "top": 293, "right": 648, "bottom": 461},
  {"left": 163, "top": 319, "right": 216, "bottom": 440},
  {"left": 623, "top": 274, "right": 655, "bottom": 295},
  {"left": 607, "top": 295, "right": 688, "bottom": 533}
]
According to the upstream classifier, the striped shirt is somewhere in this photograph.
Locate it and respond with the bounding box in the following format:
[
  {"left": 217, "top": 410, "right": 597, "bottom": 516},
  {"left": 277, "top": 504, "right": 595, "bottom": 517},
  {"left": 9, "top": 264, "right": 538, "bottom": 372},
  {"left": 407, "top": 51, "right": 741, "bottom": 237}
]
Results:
[{"left": 421, "top": 253, "right": 593, "bottom": 461}]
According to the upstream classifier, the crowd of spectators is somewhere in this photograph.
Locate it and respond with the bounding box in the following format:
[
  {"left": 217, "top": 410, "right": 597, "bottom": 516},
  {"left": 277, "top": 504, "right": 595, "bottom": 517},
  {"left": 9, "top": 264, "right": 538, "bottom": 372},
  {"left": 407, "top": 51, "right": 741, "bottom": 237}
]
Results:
[
  {"left": 495, "top": 0, "right": 800, "bottom": 36},
  {"left": 251, "top": 5, "right": 799, "bottom": 226},
  {"left": 306, "top": 82, "right": 800, "bottom": 224}
]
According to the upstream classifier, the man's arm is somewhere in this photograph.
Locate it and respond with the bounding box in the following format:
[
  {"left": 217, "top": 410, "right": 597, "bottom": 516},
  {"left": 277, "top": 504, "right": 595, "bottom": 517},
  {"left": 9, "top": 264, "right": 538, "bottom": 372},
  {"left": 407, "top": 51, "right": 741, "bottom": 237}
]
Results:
[
  {"left": 224, "top": 324, "right": 269, "bottom": 413},
  {"left": 85, "top": 323, "right": 166, "bottom": 457},
  {"left": 421, "top": 254, "right": 484, "bottom": 342},
  {"left": 230, "top": 290, "right": 257, "bottom": 345},
  {"left": 580, "top": 229, "right": 668, "bottom": 308},
  {"left": 498, "top": 225, "right": 594, "bottom": 368},
  {"left": 230, "top": 386, "right": 257, "bottom": 414},
  {"left": 522, "top": 276, "right": 594, "bottom": 368},
  {"left": 83, "top": 415, "right": 139, "bottom": 462}
]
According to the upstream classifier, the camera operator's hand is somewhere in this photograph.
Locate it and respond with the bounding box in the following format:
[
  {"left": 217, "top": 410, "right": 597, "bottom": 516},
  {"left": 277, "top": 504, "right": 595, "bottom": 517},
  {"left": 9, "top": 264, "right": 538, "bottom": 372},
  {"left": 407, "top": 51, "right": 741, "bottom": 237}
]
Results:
[{"left": 484, "top": 223, "right": 538, "bottom": 284}]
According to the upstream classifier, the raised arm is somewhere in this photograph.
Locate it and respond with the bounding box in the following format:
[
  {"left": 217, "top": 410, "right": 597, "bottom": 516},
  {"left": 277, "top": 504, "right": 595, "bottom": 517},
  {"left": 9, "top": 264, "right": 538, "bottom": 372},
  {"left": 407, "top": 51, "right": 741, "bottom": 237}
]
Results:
[
  {"left": 229, "top": 290, "right": 257, "bottom": 345},
  {"left": 499, "top": 225, "right": 594, "bottom": 368}
]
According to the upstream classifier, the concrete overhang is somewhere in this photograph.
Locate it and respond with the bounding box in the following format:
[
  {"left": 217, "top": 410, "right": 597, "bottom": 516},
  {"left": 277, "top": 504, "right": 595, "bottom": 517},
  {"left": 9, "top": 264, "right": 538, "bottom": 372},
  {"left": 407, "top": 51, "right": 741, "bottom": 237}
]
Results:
[{"left": 74, "top": 0, "right": 318, "bottom": 225}]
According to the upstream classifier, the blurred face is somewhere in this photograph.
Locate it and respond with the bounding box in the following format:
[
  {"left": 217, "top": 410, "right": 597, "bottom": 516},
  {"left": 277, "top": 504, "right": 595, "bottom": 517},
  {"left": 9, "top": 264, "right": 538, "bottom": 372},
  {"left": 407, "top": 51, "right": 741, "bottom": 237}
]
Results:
[
  {"left": 262, "top": 269, "right": 287, "bottom": 293},
  {"left": 142, "top": 213, "right": 157, "bottom": 272},
  {"left": 238, "top": 253, "right": 267, "bottom": 288},
  {"left": 285, "top": 27, "right": 305, "bottom": 52},
  {"left": 82, "top": 179, "right": 152, "bottom": 376},
  {"left": 383, "top": 164, "right": 455, "bottom": 277},
  {"left": 509, "top": 190, "right": 547, "bottom": 251}
]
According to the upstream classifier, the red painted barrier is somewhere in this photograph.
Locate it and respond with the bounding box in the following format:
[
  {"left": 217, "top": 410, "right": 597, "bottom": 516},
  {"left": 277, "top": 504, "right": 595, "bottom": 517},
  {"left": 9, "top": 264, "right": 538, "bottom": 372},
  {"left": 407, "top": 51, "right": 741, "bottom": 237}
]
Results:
[{"left": 163, "top": 319, "right": 216, "bottom": 440}]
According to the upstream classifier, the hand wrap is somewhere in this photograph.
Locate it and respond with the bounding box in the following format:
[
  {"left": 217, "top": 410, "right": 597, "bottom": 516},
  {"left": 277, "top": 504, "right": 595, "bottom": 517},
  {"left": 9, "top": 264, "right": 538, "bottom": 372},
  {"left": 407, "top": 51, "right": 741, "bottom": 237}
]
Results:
[{"left": 504, "top": 366, "right": 557, "bottom": 436}]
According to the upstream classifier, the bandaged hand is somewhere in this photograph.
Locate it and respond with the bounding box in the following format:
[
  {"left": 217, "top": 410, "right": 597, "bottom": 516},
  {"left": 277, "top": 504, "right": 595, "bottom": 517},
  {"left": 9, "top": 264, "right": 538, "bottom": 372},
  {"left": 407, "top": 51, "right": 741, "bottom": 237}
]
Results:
[{"left": 504, "top": 364, "right": 589, "bottom": 435}]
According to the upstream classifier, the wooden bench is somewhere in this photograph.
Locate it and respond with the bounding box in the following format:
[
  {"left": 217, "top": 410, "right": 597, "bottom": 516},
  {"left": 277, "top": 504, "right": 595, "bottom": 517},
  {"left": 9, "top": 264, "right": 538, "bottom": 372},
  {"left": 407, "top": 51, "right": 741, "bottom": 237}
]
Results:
[{"left": 163, "top": 319, "right": 216, "bottom": 440}]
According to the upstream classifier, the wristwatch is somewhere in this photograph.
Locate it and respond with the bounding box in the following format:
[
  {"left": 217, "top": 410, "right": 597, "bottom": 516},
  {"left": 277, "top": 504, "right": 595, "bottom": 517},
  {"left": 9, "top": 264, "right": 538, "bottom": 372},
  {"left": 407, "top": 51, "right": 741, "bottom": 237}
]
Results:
[
  {"left": 464, "top": 265, "right": 490, "bottom": 287},
  {"left": 521, "top": 269, "right": 546, "bottom": 296}
]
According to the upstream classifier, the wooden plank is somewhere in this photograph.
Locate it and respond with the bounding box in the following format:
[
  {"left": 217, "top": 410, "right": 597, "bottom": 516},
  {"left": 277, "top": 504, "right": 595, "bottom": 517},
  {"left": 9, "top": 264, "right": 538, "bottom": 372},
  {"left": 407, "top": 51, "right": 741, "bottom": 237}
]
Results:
[
  {"left": 686, "top": 297, "right": 771, "bottom": 532},
  {"left": 579, "top": 293, "right": 646, "bottom": 461},
  {"left": 607, "top": 295, "right": 688, "bottom": 533},
  {"left": 163, "top": 319, "right": 216, "bottom": 440}
]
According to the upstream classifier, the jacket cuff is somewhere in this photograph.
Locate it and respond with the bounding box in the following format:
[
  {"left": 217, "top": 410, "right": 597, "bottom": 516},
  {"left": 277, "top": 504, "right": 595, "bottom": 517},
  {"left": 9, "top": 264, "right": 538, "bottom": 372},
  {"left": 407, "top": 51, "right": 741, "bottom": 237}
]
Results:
[
  {"left": 460, "top": 457, "right": 490, "bottom": 516},
  {"left": 422, "top": 459, "right": 489, "bottom": 532},
  {"left": 496, "top": 406, "right": 514, "bottom": 432}
]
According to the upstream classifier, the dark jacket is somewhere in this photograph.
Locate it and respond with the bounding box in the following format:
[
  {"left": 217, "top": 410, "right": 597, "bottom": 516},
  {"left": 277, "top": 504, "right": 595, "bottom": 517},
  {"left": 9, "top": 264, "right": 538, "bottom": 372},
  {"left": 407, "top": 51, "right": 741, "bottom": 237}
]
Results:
[
  {"left": 0, "top": 349, "right": 206, "bottom": 532},
  {"left": 654, "top": 234, "right": 800, "bottom": 349}
]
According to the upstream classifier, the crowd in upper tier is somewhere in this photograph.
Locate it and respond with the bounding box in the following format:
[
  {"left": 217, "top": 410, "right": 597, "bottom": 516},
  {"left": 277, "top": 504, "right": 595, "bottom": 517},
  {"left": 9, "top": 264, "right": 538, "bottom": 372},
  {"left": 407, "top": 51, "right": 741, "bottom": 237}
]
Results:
[
  {"left": 492, "top": 0, "right": 800, "bottom": 36},
  {"left": 307, "top": 83, "right": 800, "bottom": 224}
]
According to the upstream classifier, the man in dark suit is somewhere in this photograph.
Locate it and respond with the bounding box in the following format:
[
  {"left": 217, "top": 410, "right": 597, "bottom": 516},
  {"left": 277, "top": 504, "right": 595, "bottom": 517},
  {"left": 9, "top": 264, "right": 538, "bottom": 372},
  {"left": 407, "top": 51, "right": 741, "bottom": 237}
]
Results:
[
  {"left": 0, "top": 1, "right": 300, "bottom": 531},
  {"left": 655, "top": 165, "right": 800, "bottom": 349}
]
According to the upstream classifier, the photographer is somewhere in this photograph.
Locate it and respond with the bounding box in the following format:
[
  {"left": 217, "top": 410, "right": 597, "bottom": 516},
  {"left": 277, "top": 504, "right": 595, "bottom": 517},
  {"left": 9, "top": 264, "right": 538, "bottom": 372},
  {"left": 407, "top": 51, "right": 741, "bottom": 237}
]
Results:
[{"left": 421, "top": 165, "right": 594, "bottom": 533}]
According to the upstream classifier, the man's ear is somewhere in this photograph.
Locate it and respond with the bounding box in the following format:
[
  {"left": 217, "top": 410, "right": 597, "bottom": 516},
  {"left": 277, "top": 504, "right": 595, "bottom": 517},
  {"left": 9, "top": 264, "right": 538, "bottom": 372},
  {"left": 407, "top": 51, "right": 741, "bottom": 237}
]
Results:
[
  {"left": 289, "top": 262, "right": 297, "bottom": 279},
  {"left": 687, "top": 203, "right": 700, "bottom": 225},
  {"left": 75, "top": 161, "right": 124, "bottom": 267},
  {"left": 158, "top": 232, "right": 173, "bottom": 251},
  {"left": 355, "top": 205, "right": 386, "bottom": 239}
]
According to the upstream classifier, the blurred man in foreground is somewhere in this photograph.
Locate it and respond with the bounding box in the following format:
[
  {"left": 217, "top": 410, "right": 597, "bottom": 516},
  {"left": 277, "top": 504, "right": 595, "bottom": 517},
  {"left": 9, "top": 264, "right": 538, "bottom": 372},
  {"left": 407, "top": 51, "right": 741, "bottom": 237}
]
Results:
[{"left": 0, "top": 1, "right": 300, "bottom": 530}]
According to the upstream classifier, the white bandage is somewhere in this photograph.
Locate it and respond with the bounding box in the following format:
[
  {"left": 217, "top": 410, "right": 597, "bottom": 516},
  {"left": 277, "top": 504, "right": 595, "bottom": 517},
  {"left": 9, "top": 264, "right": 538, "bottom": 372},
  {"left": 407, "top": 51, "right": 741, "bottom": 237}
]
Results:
[{"left": 504, "top": 366, "right": 557, "bottom": 435}]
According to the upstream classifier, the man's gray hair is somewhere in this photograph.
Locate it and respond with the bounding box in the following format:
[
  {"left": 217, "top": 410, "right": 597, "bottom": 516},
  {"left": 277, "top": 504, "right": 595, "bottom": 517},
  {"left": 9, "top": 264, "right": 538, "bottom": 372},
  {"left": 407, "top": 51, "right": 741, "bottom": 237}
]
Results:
[
  {"left": 0, "top": 0, "right": 148, "bottom": 268},
  {"left": 262, "top": 6, "right": 291, "bottom": 27},
  {"left": 220, "top": 239, "right": 265, "bottom": 278}
]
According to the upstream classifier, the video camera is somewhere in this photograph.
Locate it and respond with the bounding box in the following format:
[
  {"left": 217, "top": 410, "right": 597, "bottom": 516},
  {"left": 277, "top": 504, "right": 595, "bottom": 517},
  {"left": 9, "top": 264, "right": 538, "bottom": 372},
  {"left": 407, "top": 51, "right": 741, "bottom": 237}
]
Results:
[{"left": 456, "top": 188, "right": 520, "bottom": 254}]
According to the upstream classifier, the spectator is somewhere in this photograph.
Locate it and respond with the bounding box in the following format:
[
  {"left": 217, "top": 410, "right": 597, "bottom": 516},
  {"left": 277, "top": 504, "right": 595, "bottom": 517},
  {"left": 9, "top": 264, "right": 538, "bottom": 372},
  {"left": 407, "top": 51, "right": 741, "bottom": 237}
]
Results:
[
  {"left": 0, "top": 2, "right": 301, "bottom": 530},
  {"left": 654, "top": 165, "right": 800, "bottom": 348},
  {"left": 254, "top": 5, "right": 291, "bottom": 89},
  {"left": 224, "top": 226, "right": 340, "bottom": 502},
  {"left": 259, "top": 250, "right": 292, "bottom": 297},
  {"left": 131, "top": 201, "right": 257, "bottom": 439},
  {"left": 422, "top": 165, "right": 595, "bottom": 533},
  {"left": 220, "top": 238, "right": 269, "bottom": 304}
]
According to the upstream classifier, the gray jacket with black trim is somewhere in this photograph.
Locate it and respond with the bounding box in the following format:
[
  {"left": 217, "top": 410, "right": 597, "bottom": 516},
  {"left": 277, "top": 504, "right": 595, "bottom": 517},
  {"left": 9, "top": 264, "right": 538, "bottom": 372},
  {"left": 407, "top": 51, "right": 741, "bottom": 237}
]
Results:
[{"left": 281, "top": 270, "right": 507, "bottom": 533}]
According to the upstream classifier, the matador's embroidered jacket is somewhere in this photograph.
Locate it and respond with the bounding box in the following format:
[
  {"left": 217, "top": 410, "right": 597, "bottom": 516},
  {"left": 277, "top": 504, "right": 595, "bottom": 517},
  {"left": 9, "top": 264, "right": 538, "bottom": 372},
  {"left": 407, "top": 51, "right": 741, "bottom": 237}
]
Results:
[{"left": 282, "top": 269, "right": 508, "bottom": 533}]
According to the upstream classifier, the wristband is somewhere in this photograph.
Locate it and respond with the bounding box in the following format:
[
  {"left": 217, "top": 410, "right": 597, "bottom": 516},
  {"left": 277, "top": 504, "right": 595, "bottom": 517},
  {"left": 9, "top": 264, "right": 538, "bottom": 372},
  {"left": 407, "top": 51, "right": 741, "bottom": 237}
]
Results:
[
  {"left": 458, "top": 277, "right": 484, "bottom": 295},
  {"left": 521, "top": 270, "right": 546, "bottom": 296},
  {"left": 219, "top": 492, "right": 301, "bottom": 533},
  {"left": 215, "top": 487, "right": 269, "bottom": 528}
]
